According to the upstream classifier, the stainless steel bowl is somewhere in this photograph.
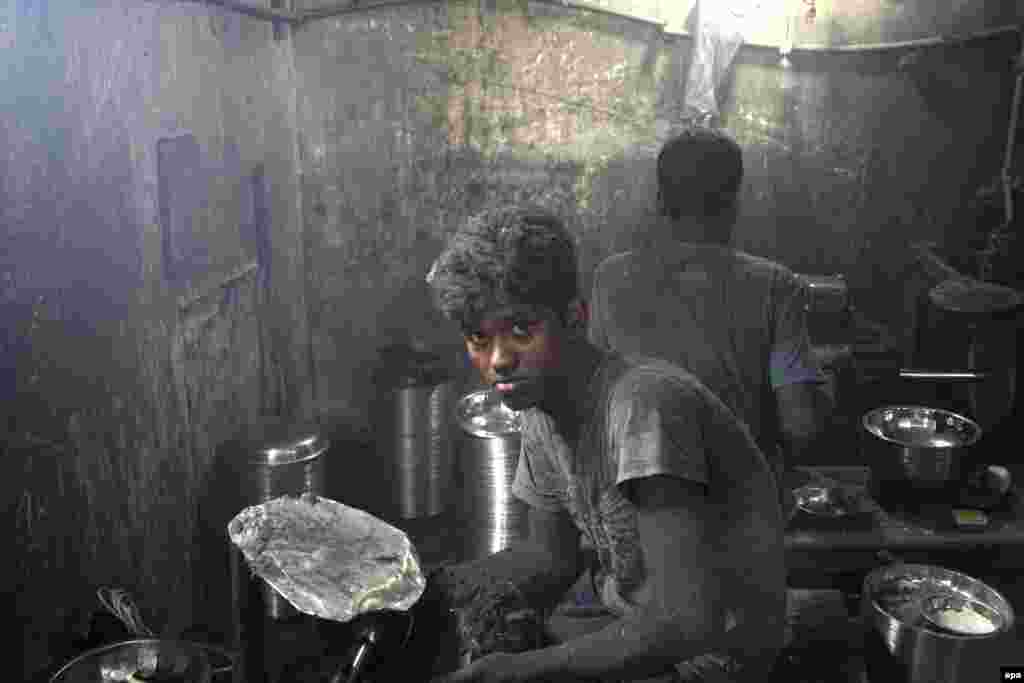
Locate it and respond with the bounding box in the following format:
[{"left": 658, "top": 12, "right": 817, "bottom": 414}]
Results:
[
  {"left": 50, "top": 640, "right": 213, "bottom": 683},
  {"left": 921, "top": 593, "right": 1005, "bottom": 636},
  {"left": 862, "top": 406, "right": 982, "bottom": 490},
  {"left": 862, "top": 563, "right": 1014, "bottom": 683},
  {"left": 794, "top": 485, "right": 851, "bottom": 518}
]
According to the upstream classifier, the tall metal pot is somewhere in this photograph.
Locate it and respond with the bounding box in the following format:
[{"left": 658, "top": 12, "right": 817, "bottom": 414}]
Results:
[
  {"left": 233, "top": 420, "right": 329, "bottom": 620},
  {"left": 226, "top": 420, "right": 329, "bottom": 683},
  {"left": 454, "top": 389, "right": 528, "bottom": 561},
  {"left": 374, "top": 344, "right": 455, "bottom": 520}
]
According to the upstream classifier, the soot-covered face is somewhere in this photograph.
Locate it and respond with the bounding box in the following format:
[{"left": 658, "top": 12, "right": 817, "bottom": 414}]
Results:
[{"left": 462, "top": 304, "right": 569, "bottom": 412}]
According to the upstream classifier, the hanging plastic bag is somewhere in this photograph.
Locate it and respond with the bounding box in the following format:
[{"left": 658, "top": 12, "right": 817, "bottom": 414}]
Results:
[{"left": 683, "top": 0, "right": 762, "bottom": 123}]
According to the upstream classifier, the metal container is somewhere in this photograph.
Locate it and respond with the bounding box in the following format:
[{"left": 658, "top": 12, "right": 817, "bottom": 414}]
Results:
[
  {"left": 862, "top": 406, "right": 982, "bottom": 494},
  {"left": 797, "top": 273, "right": 850, "bottom": 315},
  {"left": 392, "top": 381, "right": 455, "bottom": 518},
  {"left": 247, "top": 423, "right": 329, "bottom": 503},
  {"left": 861, "top": 563, "right": 1015, "bottom": 683},
  {"left": 233, "top": 419, "right": 329, "bottom": 621},
  {"left": 455, "top": 390, "right": 528, "bottom": 560},
  {"left": 50, "top": 639, "right": 213, "bottom": 683},
  {"left": 375, "top": 345, "right": 455, "bottom": 520}
]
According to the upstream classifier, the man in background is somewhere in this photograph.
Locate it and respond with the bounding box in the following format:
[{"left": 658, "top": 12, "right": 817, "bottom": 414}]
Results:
[{"left": 589, "top": 127, "right": 834, "bottom": 499}]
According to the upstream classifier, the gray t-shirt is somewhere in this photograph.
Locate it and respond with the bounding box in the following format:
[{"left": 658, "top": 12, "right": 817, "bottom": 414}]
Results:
[
  {"left": 511, "top": 354, "right": 786, "bottom": 682},
  {"left": 588, "top": 242, "right": 827, "bottom": 478}
]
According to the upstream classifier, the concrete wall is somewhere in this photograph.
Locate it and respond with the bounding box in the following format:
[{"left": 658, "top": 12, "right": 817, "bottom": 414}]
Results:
[
  {"left": 293, "top": 0, "right": 1022, "bottom": 419},
  {"left": 3, "top": 1, "right": 308, "bottom": 676},
  {"left": 293, "top": 1, "right": 455, "bottom": 415}
]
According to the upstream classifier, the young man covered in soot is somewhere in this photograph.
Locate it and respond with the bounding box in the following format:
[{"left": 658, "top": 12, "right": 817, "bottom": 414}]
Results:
[{"left": 422, "top": 204, "right": 786, "bottom": 683}]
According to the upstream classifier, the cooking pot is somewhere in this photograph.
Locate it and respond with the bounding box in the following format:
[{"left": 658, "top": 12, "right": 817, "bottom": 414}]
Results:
[
  {"left": 50, "top": 639, "right": 217, "bottom": 683},
  {"left": 862, "top": 406, "right": 982, "bottom": 496},
  {"left": 861, "top": 562, "right": 1014, "bottom": 683}
]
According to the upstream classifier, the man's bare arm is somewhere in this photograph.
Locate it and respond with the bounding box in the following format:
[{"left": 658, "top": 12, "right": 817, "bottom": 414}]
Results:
[{"left": 515, "top": 475, "right": 729, "bottom": 681}]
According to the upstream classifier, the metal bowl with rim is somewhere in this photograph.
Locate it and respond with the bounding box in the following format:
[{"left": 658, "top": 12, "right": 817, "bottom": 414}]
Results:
[
  {"left": 921, "top": 593, "right": 1005, "bottom": 636},
  {"left": 862, "top": 406, "right": 982, "bottom": 490},
  {"left": 50, "top": 640, "right": 214, "bottom": 683},
  {"left": 862, "top": 563, "right": 1015, "bottom": 683}
]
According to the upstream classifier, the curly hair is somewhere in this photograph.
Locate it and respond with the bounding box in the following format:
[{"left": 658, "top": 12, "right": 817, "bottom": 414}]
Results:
[
  {"left": 657, "top": 127, "right": 744, "bottom": 220},
  {"left": 426, "top": 205, "right": 579, "bottom": 329}
]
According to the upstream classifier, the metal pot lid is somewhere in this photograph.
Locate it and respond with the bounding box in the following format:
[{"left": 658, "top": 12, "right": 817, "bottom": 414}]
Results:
[
  {"left": 247, "top": 424, "right": 329, "bottom": 466},
  {"left": 862, "top": 406, "right": 981, "bottom": 449},
  {"left": 456, "top": 389, "right": 521, "bottom": 437}
]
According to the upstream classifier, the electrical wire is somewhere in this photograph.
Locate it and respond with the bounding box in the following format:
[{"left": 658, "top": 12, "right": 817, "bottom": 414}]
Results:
[{"left": 96, "top": 587, "right": 155, "bottom": 638}]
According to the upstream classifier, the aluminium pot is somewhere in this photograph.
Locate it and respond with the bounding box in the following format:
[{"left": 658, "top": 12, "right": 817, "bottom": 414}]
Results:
[
  {"left": 454, "top": 389, "right": 528, "bottom": 561},
  {"left": 861, "top": 406, "right": 982, "bottom": 499},
  {"left": 373, "top": 344, "right": 456, "bottom": 520},
  {"left": 237, "top": 421, "right": 330, "bottom": 621},
  {"left": 861, "top": 562, "right": 1014, "bottom": 683}
]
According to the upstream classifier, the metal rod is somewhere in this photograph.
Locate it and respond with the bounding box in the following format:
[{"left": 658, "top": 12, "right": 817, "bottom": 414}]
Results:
[
  {"left": 341, "top": 642, "right": 370, "bottom": 683},
  {"left": 177, "top": 261, "right": 259, "bottom": 313},
  {"left": 909, "top": 242, "right": 965, "bottom": 283},
  {"left": 1000, "top": 30, "right": 1024, "bottom": 231},
  {"left": 299, "top": 0, "right": 455, "bottom": 23},
  {"left": 296, "top": 0, "right": 668, "bottom": 27},
  {"left": 786, "top": 531, "right": 1023, "bottom": 551},
  {"left": 792, "top": 23, "right": 1021, "bottom": 55},
  {"left": 196, "top": 0, "right": 300, "bottom": 23},
  {"left": 898, "top": 369, "right": 991, "bottom": 382}
]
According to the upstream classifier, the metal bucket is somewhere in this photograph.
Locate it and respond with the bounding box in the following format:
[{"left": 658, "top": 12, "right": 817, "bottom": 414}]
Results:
[
  {"left": 455, "top": 390, "right": 528, "bottom": 560},
  {"left": 248, "top": 425, "right": 328, "bottom": 504}
]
